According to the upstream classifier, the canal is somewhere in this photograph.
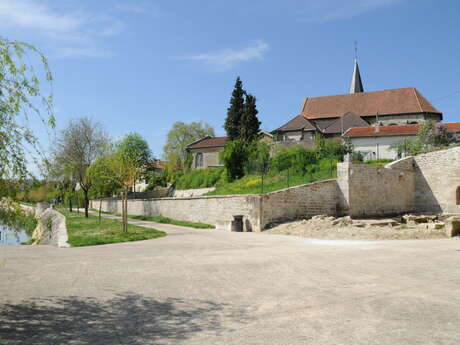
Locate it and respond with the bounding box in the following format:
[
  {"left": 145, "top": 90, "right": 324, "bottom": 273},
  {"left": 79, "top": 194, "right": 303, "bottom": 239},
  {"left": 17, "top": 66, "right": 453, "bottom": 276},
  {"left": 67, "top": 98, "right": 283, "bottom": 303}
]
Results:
[{"left": 0, "top": 222, "right": 31, "bottom": 245}]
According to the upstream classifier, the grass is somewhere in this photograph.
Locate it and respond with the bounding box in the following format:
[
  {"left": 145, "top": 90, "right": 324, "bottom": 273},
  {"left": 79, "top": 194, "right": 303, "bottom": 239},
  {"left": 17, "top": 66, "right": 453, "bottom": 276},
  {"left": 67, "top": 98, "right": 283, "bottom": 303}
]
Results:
[
  {"left": 59, "top": 209, "right": 166, "bottom": 247},
  {"left": 89, "top": 208, "right": 214, "bottom": 229},
  {"left": 357, "top": 159, "right": 393, "bottom": 167},
  {"left": 206, "top": 161, "right": 337, "bottom": 196}
]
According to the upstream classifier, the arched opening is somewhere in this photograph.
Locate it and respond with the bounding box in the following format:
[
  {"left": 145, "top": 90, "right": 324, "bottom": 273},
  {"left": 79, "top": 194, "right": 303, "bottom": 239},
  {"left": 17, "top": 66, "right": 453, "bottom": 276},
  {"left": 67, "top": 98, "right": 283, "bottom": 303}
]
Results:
[
  {"left": 195, "top": 153, "right": 203, "bottom": 168},
  {"left": 456, "top": 186, "right": 460, "bottom": 205}
]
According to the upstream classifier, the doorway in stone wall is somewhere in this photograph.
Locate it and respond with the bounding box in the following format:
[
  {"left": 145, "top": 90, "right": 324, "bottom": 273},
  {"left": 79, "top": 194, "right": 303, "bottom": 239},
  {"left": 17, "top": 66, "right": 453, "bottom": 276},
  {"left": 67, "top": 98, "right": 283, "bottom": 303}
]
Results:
[{"left": 457, "top": 186, "right": 460, "bottom": 205}]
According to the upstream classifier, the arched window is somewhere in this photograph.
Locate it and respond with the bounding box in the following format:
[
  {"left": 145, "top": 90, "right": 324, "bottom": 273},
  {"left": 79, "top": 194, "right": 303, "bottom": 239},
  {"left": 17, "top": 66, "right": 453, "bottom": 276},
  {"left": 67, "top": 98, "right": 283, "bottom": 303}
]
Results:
[
  {"left": 456, "top": 186, "right": 460, "bottom": 205},
  {"left": 195, "top": 153, "right": 203, "bottom": 168}
]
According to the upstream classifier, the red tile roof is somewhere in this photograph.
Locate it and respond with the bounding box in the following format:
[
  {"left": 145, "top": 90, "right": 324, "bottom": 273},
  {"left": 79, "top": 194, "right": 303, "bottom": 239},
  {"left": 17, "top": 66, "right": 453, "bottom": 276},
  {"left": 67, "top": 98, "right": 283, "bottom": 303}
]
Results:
[
  {"left": 301, "top": 87, "right": 440, "bottom": 119},
  {"left": 186, "top": 136, "right": 228, "bottom": 149},
  {"left": 343, "top": 122, "right": 460, "bottom": 138}
]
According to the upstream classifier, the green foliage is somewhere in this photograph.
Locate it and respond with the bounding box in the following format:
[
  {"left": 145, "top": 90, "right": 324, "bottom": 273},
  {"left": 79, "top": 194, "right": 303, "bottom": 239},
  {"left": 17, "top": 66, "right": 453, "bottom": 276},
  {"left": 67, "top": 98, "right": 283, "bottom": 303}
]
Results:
[
  {"left": 60, "top": 208, "right": 166, "bottom": 247},
  {"left": 220, "top": 140, "right": 248, "bottom": 180},
  {"left": 359, "top": 159, "right": 393, "bottom": 167},
  {"left": 117, "top": 132, "right": 151, "bottom": 178},
  {"left": 146, "top": 171, "right": 168, "bottom": 191},
  {"left": 240, "top": 93, "right": 261, "bottom": 143},
  {"left": 87, "top": 156, "right": 121, "bottom": 198},
  {"left": 0, "top": 37, "right": 54, "bottom": 184},
  {"left": 174, "top": 167, "right": 226, "bottom": 189},
  {"left": 390, "top": 121, "right": 454, "bottom": 157},
  {"left": 163, "top": 121, "right": 215, "bottom": 174},
  {"left": 224, "top": 77, "right": 245, "bottom": 140},
  {"left": 206, "top": 158, "right": 337, "bottom": 196},
  {"left": 0, "top": 202, "right": 37, "bottom": 236}
]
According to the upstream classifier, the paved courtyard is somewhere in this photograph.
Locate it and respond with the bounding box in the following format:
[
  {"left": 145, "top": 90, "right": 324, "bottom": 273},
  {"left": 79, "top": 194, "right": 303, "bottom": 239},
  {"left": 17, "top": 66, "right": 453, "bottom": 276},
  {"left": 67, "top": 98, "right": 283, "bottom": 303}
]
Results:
[{"left": 1, "top": 216, "right": 460, "bottom": 345}]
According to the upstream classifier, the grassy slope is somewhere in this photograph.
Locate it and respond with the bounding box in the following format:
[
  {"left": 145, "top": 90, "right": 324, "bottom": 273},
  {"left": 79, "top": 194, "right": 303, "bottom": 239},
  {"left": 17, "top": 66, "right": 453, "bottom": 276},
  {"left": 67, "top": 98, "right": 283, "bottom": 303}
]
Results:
[
  {"left": 206, "top": 165, "right": 337, "bottom": 196},
  {"left": 60, "top": 209, "right": 166, "bottom": 247}
]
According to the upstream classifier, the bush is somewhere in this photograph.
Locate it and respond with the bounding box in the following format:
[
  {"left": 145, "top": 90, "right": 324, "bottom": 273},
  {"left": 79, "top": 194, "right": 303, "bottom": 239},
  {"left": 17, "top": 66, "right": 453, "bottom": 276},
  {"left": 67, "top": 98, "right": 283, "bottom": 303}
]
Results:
[{"left": 220, "top": 140, "right": 248, "bottom": 181}]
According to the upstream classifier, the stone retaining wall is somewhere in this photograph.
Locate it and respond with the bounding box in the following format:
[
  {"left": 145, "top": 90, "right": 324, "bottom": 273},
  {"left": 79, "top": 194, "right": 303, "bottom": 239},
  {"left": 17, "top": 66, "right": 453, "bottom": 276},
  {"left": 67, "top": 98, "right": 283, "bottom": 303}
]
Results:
[
  {"left": 32, "top": 207, "right": 69, "bottom": 247},
  {"left": 91, "top": 180, "right": 340, "bottom": 232},
  {"left": 337, "top": 161, "right": 415, "bottom": 217}
]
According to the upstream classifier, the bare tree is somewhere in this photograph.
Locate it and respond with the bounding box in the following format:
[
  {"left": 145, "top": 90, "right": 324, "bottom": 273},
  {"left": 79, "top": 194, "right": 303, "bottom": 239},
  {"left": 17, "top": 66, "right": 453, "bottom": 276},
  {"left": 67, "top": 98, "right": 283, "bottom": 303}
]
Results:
[{"left": 54, "top": 118, "right": 109, "bottom": 217}]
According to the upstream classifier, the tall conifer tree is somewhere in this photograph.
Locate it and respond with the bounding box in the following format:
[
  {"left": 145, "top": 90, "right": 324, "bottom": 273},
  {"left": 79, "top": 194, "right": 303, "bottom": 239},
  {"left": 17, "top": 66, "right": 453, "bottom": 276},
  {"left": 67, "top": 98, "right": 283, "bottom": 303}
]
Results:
[
  {"left": 240, "top": 93, "right": 260, "bottom": 143},
  {"left": 224, "top": 77, "right": 245, "bottom": 140}
]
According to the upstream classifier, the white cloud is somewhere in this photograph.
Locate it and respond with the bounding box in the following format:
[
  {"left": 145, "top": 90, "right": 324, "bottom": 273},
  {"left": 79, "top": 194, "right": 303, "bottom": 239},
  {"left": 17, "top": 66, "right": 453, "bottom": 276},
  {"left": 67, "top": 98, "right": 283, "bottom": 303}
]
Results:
[
  {"left": 0, "top": 0, "right": 121, "bottom": 58},
  {"left": 185, "top": 41, "right": 269, "bottom": 71}
]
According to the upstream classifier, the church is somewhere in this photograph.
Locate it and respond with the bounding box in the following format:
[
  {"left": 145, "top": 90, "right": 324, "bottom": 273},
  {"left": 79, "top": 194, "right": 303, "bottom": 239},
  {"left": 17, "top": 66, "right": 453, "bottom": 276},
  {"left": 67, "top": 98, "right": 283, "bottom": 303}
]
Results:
[{"left": 272, "top": 59, "right": 443, "bottom": 151}]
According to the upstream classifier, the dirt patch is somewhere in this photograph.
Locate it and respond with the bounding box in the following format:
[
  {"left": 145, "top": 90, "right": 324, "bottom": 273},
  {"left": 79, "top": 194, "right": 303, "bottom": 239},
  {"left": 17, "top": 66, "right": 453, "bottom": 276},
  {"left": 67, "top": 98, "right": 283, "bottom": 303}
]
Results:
[{"left": 265, "top": 215, "right": 448, "bottom": 240}]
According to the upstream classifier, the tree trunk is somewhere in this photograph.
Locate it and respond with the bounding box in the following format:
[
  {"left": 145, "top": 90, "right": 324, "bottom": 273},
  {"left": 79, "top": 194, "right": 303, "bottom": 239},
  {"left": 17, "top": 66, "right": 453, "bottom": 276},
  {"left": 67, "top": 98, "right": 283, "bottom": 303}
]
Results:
[
  {"left": 99, "top": 199, "right": 102, "bottom": 223},
  {"left": 83, "top": 189, "right": 89, "bottom": 218},
  {"left": 69, "top": 197, "right": 72, "bottom": 213},
  {"left": 122, "top": 190, "right": 128, "bottom": 232}
]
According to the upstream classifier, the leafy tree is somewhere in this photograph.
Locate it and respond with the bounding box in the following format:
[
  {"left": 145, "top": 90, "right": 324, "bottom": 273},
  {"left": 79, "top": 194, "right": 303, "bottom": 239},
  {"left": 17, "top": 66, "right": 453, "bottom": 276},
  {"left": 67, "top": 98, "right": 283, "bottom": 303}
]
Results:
[
  {"left": 117, "top": 133, "right": 152, "bottom": 192},
  {"left": 220, "top": 140, "right": 248, "bottom": 181},
  {"left": 0, "top": 37, "right": 54, "bottom": 191},
  {"left": 224, "top": 77, "right": 245, "bottom": 140},
  {"left": 54, "top": 118, "right": 109, "bottom": 218},
  {"left": 240, "top": 93, "right": 261, "bottom": 143},
  {"left": 163, "top": 121, "right": 214, "bottom": 173}
]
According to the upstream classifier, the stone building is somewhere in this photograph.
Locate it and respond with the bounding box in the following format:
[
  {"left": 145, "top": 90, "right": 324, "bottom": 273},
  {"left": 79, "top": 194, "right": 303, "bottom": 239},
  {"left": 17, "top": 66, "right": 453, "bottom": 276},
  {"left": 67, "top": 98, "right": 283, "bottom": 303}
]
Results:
[
  {"left": 343, "top": 123, "right": 460, "bottom": 160},
  {"left": 186, "top": 132, "right": 273, "bottom": 170},
  {"left": 273, "top": 59, "right": 442, "bottom": 145}
]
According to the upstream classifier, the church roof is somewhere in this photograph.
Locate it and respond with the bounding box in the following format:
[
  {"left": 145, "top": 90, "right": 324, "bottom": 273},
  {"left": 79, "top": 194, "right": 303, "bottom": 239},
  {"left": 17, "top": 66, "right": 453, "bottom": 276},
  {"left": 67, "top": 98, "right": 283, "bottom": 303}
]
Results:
[
  {"left": 321, "top": 112, "right": 370, "bottom": 134},
  {"left": 272, "top": 114, "right": 317, "bottom": 132},
  {"left": 343, "top": 122, "right": 460, "bottom": 138},
  {"left": 301, "top": 87, "right": 441, "bottom": 120}
]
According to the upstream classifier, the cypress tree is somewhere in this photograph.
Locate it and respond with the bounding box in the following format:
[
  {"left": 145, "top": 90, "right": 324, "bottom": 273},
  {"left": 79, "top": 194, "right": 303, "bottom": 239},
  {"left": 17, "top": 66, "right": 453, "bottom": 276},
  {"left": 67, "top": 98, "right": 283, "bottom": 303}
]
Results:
[
  {"left": 224, "top": 77, "right": 245, "bottom": 140},
  {"left": 240, "top": 93, "right": 260, "bottom": 143}
]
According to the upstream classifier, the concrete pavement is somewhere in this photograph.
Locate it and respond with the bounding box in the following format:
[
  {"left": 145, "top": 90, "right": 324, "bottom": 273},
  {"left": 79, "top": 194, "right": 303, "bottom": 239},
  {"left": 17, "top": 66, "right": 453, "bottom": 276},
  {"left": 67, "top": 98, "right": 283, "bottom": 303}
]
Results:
[{"left": 1, "top": 213, "right": 460, "bottom": 344}]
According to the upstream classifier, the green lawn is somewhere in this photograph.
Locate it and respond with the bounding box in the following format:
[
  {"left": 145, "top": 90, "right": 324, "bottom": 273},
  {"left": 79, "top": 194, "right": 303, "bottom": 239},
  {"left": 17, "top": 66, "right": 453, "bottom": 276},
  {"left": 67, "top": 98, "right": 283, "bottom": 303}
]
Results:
[
  {"left": 90, "top": 208, "right": 214, "bottom": 229},
  {"left": 60, "top": 209, "right": 166, "bottom": 247}
]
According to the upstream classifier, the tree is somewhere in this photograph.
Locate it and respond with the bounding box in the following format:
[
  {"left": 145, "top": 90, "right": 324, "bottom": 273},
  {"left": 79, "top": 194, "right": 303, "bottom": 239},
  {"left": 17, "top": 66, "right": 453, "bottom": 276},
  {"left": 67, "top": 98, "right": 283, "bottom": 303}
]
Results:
[
  {"left": 163, "top": 121, "right": 214, "bottom": 173},
  {"left": 220, "top": 140, "right": 248, "bottom": 181},
  {"left": 54, "top": 118, "right": 109, "bottom": 218},
  {"left": 240, "top": 93, "right": 261, "bottom": 143},
  {"left": 0, "top": 37, "right": 54, "bottom": 191},
  {"left": 87, "top": 156, "right": 121, "bottom": 222},
  {"left": 117, "top": 133, "right": 152, "bottom": 193},
  {"left": 224, "top": 77, "right": 245, "bottom": 140}
]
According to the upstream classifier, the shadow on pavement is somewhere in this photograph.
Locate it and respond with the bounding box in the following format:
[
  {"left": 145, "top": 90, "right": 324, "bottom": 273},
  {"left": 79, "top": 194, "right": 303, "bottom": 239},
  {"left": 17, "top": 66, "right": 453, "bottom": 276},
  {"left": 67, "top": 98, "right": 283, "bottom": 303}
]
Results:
[{"left": 0, "top": 293, "right": 248, "bottom": 345}]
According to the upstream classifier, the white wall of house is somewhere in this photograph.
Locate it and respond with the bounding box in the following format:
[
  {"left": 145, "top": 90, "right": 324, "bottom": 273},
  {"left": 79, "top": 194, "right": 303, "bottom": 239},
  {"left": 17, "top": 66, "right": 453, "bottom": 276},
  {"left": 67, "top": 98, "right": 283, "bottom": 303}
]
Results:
[{"left": 350, "top": 134, "right": 415, "bottom": 160}]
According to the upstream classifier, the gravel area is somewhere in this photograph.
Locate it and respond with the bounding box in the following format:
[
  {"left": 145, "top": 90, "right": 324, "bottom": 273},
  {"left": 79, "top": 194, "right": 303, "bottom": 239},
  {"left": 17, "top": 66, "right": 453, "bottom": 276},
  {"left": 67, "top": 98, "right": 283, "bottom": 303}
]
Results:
[{"left": 265, "top": 216, "right": 448, "bottom": 240}]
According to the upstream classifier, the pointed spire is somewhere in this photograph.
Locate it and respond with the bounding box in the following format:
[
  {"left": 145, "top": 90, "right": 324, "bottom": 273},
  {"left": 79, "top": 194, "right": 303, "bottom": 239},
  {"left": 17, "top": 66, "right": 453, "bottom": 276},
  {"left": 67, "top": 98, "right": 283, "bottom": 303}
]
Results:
[{"left": 349, "top": 59, "right": 364, "bottom": 94}]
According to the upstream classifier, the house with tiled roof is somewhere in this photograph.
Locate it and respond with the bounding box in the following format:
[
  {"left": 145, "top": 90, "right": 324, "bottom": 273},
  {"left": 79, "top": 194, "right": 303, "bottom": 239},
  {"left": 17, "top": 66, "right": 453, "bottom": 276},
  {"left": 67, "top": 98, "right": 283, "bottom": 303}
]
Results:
[
  {"left": 272, "top": 58, "right": 443, "bottom": 147},
  {"left": 343, "top": 123, "right": 460, "bottom": 160},
  {"left": 186, "top": 132, "right": 273, "bottom": 169}
]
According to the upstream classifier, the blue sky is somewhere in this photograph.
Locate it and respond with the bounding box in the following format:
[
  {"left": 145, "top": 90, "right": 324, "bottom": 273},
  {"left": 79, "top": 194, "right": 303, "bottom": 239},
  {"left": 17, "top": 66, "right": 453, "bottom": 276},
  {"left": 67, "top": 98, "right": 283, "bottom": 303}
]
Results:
[{"left": 1, "top": 0, "right": 460, "bottom": 160}]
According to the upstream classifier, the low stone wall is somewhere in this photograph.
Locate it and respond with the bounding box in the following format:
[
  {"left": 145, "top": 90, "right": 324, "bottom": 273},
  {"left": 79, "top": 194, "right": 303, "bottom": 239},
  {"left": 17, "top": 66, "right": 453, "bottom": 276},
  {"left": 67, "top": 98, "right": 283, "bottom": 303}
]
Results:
[
  {"left": 91, "top": 180, "right": 341, "bottom": 232},
  {"left": 92, "top": 195, "right": 262, "bottom": 231},
  {"left": 337, "top": 161, "right": 415, "bottom": 217},
  {"left": 260, "top": 180, "right": 338, "bottom": 226},
  {"left": 32, "top": 208, "right": 69, "bottom": 247},
  {"left": 172, "top": 187, "right": 216, "bottom": 198}
]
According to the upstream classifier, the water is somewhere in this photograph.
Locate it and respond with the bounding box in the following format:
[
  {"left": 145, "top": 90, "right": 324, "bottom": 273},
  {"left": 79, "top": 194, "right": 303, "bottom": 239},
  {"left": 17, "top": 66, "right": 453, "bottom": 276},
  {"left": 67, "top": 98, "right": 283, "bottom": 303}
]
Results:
[{"left": 0, "top": 222, "right": 31, "bottom": 245}]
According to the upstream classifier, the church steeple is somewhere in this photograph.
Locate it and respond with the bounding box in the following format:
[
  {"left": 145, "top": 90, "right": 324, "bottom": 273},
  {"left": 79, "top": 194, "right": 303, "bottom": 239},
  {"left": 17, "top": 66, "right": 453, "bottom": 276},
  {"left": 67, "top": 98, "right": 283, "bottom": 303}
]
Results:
[
  {"left": 349, "top": 59, "right": 364, "bottom": 94},
  {"left": 349, "top": 42, "right": 364, "bottom": 94}
]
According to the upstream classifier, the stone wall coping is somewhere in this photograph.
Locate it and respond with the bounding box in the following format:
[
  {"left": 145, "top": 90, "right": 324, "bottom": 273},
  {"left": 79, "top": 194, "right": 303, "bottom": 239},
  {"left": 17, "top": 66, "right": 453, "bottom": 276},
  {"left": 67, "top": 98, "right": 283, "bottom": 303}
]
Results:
[{"left": 93, "top": 179, "right": 338, "bottom": 203}]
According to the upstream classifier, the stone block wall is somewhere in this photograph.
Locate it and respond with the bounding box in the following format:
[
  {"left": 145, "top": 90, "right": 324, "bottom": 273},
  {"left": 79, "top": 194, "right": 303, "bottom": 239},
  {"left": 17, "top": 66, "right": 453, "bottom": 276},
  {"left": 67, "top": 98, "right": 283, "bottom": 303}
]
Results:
[
  {"left": 412, "top": 147, "right": 460, "bottom": 214},
  {"left": 260, "top": 180, "right": 338, "bottom": 227},
  {"left": 338, "top": 162, "right": 415, "bottom": 217},
  {"left": 92, "top": 195, "right": 263, "bottom": 232}
]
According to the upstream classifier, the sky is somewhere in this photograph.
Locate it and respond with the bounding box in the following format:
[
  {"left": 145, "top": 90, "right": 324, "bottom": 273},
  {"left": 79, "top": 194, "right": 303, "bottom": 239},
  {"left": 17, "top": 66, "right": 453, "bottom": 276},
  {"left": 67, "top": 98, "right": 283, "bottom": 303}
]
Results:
[{"left": 1, "top": 0, "right": 460, "bottom": 162}]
